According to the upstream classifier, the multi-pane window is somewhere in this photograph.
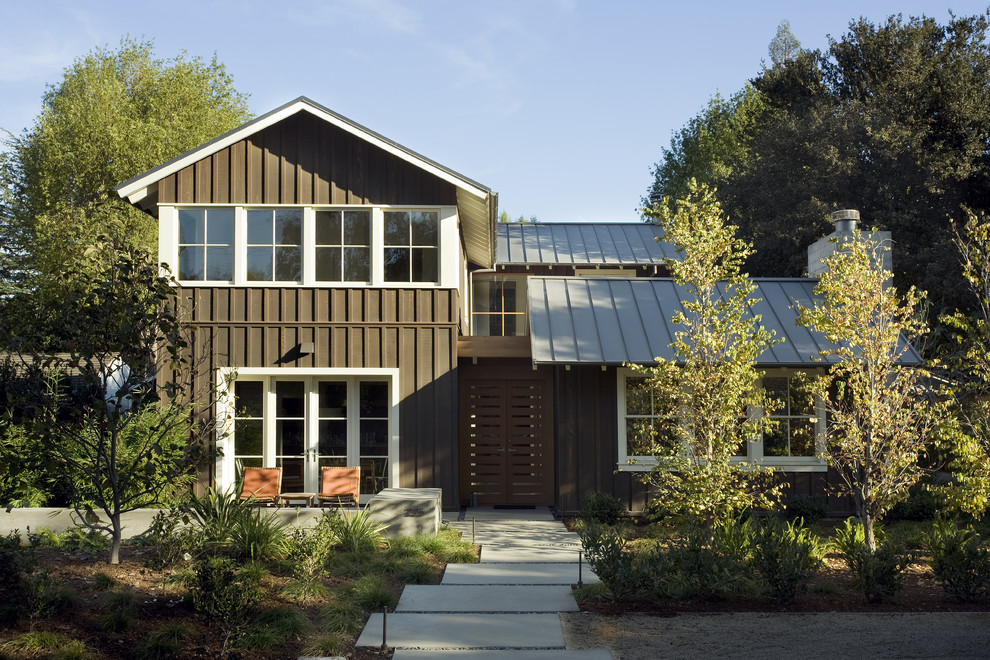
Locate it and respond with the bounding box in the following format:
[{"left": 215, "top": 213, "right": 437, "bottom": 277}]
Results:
[
  {"left": 472, "top": 275, "right": 528, "bottom": 336},
  {"left": 384, "top": 211, "right": 438, "bottom": 282},
  {"left": 762, "top": 376, "right": 818, "bottom": 457},
  {"left": 315, "top": 210, "right": 371, "bottom": 282},
  {"left": 246, "top": 209, "right": 302, "bottom": 282},
  {"left": 621, "top": 375, "right": 678, "bottom": 463},
  {"left": 177, "top": 208, "right": 234, "bottom": 281}
]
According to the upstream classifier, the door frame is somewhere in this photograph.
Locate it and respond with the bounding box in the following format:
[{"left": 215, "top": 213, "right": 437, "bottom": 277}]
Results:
[{"left": 216, "top": 367, "right": 400, "bottom": 494}]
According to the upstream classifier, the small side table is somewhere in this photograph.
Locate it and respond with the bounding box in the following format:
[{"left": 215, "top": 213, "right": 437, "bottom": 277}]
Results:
[{"left": 277, "top": 492, "right": 316, "bottom": 507}]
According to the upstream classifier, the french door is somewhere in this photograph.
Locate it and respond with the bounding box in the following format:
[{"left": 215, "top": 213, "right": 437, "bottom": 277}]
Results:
[{"left": 228, "top": 375, "right": 392, "bottom": 495}]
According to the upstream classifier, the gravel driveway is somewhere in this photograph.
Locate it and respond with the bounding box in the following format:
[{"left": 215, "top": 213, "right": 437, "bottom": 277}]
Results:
[{"left": 560, "top": 611, "right": 990, "bottom": 659}]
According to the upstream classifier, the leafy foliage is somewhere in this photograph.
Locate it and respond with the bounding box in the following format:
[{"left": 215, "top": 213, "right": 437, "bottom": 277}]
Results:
[
  {"left": 924, "top": 519, "right": 990, "bottom": 601},
  {"left": 634, "top": 182, "right": 782, "bottom": 524},
  {"left": 578, "top": 523, "right": 638, "bottom": 599},
  {"left": 834, "top": 519, "right": 912, "bottom": 602},
  {"left": 782, "top": 494, "right": 828, "bottom": 525},
  {"left": 797, "top": 231, "right": 940, "bottom": 551},
  {"left": 581, "top": 490, "right": 625, "bottom": 525},
  {"left": 751, "top": 516, "right": 823, "bottom": 602}
]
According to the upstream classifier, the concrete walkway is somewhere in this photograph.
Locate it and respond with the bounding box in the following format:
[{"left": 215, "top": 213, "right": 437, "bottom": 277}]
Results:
[{"left": 356, "top": 506, "right": 611, "bottom": 659}]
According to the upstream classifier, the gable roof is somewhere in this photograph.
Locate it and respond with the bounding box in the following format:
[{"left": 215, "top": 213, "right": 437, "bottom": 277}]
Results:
[
  {"left": 115, "top": 96, "right": 497, "bottom": 266},
  {"left": 527, "top": 276, "right": 923, "bottom": 367},
  {"left": 497, "top": 222, "right": 677, "bottom": 266}
]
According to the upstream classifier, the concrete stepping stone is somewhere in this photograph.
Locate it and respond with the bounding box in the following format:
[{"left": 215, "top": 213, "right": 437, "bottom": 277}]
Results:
[
  {"left": 480, "top": 545, "right": 586, "bottom": 563},
  {"left": 356, "top": 613, "right": 566, "bottom": 648},
  {"left": 394, "top": 651, "right": 613, "bottom": 659},
  {"left": 443, "top": 563, "right": 599, "bottom": 585},
  {"left": 396, "top": 585, "right": 578, "bottom": 612}
]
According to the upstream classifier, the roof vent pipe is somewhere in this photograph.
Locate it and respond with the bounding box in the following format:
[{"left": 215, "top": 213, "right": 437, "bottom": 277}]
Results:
[{"left": 831, "top": 209, "right": 860, "bottom": 233}]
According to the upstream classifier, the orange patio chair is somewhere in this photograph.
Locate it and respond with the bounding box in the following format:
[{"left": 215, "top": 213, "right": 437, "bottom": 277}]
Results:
[
  {"left": 239, "top": 467, "right": 282, "bottom": 505},
  {"left": 318, "top": 466, "right": 360, "bottom": 507}
]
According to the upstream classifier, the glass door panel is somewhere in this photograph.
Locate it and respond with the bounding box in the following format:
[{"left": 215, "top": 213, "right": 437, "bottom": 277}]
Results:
[
  {"left": 275, "top": 381, "right": 306, "bottom": 491},
  {"left": 359, "top": 381, "right": 389, "bottom": 493},
  {"left": 318, "top": 381, "right": 348, "bottom": 470}
]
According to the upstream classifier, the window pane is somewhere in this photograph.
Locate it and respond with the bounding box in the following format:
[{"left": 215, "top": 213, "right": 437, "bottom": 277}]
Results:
[
  {"left": 360, "top": 419, "right": 389, "bottom": 455},
  {"left": 473, "top": 278, "right": 492, "bottom": 312},
  {"left": 344, "top": 247, "right": 370, "bottom": 281},
  {"left": 234, "top": 420, "right": 263, "bottom": 456},
  {"left": 207, "top": 208, "right": 234, "bottom": 244},
  {"left": 625, "top": 377, "right": 653, "bottom": 415},
  {"left": 503, "top": 280, "right": 517, "bottom": 311},
  {"left": 384, "top": 212, "right": 409, "bottom": 245},
  {"left": 763, "top": 427, "right": 788, "bottom": 456},
  {"left": 178, "top": 209, "right": 204, "bottom": 244},
  {"left": 247, "top": 210, "right": 272, "bottom": 244},
  {"left": 246, "top": 247, "right": 272, "bottom": 281},
  {"left": 626, "top": 419, "right": 656, "bottom": 456},
  {"left": 316, "top": 247, "right": 342, "bottom": 281},
  {"left": 504, "top": 315, "right": 517, "bottom": 336},
  {"left": 790, "top": 381, "right": 814, "bottom": 416},
  {"left": 276, "top": 381, "right": 305, "bottom": 417},
  {"left": 206, "top": 246, "right": 233, "bottom": 280},
  {"left": 360, "top": 381, "right": 389, "bottom": 417},
  {"left": 412, "top": 247, "right": 437, "bottom": 282},
  {"left": 319, "top": 420, "right": 347, "bottom": 456},
  {"left": 316, "top": 210, "right": 342, "bottom": 245},
  {"left": 384, "top": 247, "right": 410, "bottom": 282},
  {"left": 235, "top": 381, "right": 264, "bottom": 417},
  {"left": 361, "top": 456, "right": 388, "bottom": 493},
  {"left": 318, "top": 382, "right": 347, "bottom": 417},
  {"left": 764, "top": 377, "right": 789, "bottom": 415},
  {"left": 344, "top": 210, "right": 371, "bottom": 244},
  {"left": 178, "top": 246, "right": 204, "bottom": 280},
  {"left": 790, "top": 419, "right": 816, "bottom": 456},
  {"left": 275, "top": 209, "right": 302, "bottom": 245},
  {"left": 279, "top": 457, "right": 304, "bottom": 492},
  {"left": 275, "top": 246, "right": 301, "bottom": 281},
  {"left": 410, "top": 211, "right": 438, "bottom": 245},
  {"left": 277, "top": 420, "right": 305, "bottom": 455}
]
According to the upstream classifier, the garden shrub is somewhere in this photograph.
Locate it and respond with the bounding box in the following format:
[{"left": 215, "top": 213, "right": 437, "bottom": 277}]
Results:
[
  {"left": 887, "top": 481, "right": 942, "bottom": 522},
  {"left": 581, "top": 491, "right": 625, "bottom": 525},
  {"left": 924, "top": 519, "right": 990, "bottom": 602},
  {"left": 28, "top": 526, "right": 111, "bottom": 554},
  {"left": 190, "top": 557, "right": 262, "bottom": 637},
  {"left": 752, "top": 516, "right": 822, "bottom": 602},
  {"left": 229, "top": 508, "right": 289, "bottom": 562},
  {"left": 834, "top": 519, "right": 912, "bottom": 602},
  {"left": 0, "top": 530, "right": 36, "bottom": 623},
  {"left": 782, "top": 494, "right": 828, "bottom": 524},
  {"left": 141, "top": 508, "right": 198, "bottom": 569},
  {"left": 662, "top": 520, "right": 755, "bottom": 600},
  {"left": 578, "top": 523, "right": 638, "bottom": 599}
]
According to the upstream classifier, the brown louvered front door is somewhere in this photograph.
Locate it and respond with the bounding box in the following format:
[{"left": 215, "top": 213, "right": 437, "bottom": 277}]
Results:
[{"left": 459, "top": 369, "right": 554, "bottom": 506}]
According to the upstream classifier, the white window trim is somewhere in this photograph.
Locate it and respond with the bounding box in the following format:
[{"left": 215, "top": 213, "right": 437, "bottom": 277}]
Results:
[
  {"left": 615, "top": 367, "right": 827, "bottom": 473},
  {"left": 160, "top": 204, "right": 457, "bottom": 288},
  {"left": 216, "top": 367, "right": 401, "bottom": 496}
]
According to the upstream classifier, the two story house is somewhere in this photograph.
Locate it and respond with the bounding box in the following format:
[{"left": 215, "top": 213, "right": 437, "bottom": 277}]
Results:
[{"left": 116, "top": 97, "right": 901, "bottom": 514}]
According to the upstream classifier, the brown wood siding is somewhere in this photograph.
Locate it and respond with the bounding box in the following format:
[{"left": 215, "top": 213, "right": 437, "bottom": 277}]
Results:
[
  {"left": 179, "top": 286, "right": 461, "bottom": 507},
  {"left": 158, "top": 112, "right": 458, "bottom": 206}
]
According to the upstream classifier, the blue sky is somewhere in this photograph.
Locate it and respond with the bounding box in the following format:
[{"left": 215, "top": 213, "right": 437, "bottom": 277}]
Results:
[{"left": 3, "top": 1, "right": 988, "bottom": 223}]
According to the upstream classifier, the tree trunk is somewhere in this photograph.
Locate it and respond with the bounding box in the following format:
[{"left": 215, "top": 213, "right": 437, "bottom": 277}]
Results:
[
  {"left": 109, "top": 513, "right": 122, "bottom": 564},
  {"left": 862, "top": 512, "right": 877, "bottom": 553}
]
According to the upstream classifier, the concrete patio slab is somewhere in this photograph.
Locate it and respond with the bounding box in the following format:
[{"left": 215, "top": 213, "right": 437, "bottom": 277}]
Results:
[
  {"left": 356, "top": 613, "right": 567, "bottom": 648},
  {"left": 480, "top": 545, "right": 586, "bottom": 563},
  {"left": 393, "top": 650, "right": 613, "bottom": 659},
  {"left": 442, "top": 563, "right": 599, "bottom": 585},
  {"left": 396, "top": 585, "right": 578, "bottom": 612}
]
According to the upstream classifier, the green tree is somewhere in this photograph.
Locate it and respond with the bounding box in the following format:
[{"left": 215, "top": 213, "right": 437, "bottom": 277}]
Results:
[
  {"left": 0, "top": 239, "right": 210, "bottom": 564},
  {"left": 498, "top": 211, "right": 539, "bottom": 223},
  {"left": 768, "top": 20, "right": 802, "bottom": 67},
  {"left": 0, "top": 37, "right": 250, "bottom": 291},
  {"left": 644, "top": 85, "right": 766, "bottom": 211},
  {"left": 797, "top": 231, "right": 939, "bottom": 551},
  {"left": 633, "top": 182, "right": 781, "bottom": 526}
]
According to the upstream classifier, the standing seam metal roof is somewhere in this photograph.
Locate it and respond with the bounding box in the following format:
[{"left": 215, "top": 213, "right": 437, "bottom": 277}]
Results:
[
  {"left": 497, "top": 223, "right": 678, "bottom": 265},
  {"left": 526, "top": 277, "right": 923, "bottom": 367}
]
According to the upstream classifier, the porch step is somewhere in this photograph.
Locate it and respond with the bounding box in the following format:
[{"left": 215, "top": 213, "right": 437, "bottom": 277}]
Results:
[
  {"left": 396, "top": 585, "right": 578, "bottom": 612},
  {"left": 355, "top": 613, "right": 567, "bottom": 649},
  {"left": 442, "top": 562, "right": 599, "bottom": 585},
  {"left": 393, "top": 651, "right": 614, "bottom": 659}
]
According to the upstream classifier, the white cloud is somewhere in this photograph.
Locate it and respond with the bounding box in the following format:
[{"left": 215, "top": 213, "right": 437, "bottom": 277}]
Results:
[{"left": 286, "top": 0, "right": 422, "bottom": 35}]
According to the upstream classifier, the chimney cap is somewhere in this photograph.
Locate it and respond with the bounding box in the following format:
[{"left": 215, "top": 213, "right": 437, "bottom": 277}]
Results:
[{"left": 830, "top": 209, "right": 859, "bottom": 232}]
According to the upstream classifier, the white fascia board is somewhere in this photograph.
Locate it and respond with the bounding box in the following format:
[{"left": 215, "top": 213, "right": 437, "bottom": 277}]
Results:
[{"left": 116, "top": 97, "right": 491, "bottom": 203}]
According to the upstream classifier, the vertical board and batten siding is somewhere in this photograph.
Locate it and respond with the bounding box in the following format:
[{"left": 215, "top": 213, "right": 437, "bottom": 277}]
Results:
[
  {"left": 157, "top": 112, "right": 459, "bottom": 207},
  {"left": 179, "top": 286, "right": 461, "bottom": 507}
]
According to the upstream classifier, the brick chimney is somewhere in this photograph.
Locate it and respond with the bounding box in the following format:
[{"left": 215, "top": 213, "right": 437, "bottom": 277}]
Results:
[{"left": 807, "top": 209, "right": 892, "bottom": 278}]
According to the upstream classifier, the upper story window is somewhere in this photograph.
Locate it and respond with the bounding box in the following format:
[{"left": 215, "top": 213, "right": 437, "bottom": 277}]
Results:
[
  {"left": 178, "top": 208, "right": 234, "bottom": 281},
  {"left": 760, "top": 376, "right": 818, "bottom": 458},
  {"left": 316, "top": 210, "right": 371, "bottom": 282},
  {"left": 384, "top": 211, "right": 438, "bottom": 283},
  {"left": 164, "top": 206, "right": 455, "bottom": 288},
  {"left": 472, "top": 274, "right": 528, "bottom": 336},
  {"left": 247, "top": 209, "right": 302, "bottom": 282}
]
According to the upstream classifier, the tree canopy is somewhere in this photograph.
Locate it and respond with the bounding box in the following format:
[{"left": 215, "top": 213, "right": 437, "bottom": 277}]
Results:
[
  {"left": 645, "top": 12, "right": 990, "bottom": 315},
  {"left": 0, "top": 37, "right": 251, "bottom": 291}
]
